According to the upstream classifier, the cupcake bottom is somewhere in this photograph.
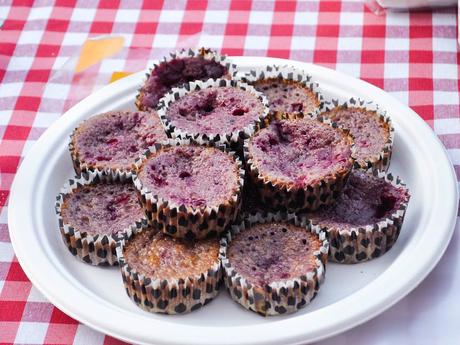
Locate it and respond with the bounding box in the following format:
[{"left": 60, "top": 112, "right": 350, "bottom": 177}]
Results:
[
  {"left": 327, "top": 214, "right": 406, "bottom": 264},
  {"left": 120, "top": 261, "right": 222, "bottom": 314}
]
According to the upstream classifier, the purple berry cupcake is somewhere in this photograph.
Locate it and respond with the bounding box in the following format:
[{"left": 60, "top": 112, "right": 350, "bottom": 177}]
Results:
[
  {"left": 158, "top": 78, "right": 269, "bottom": 152},
  {"left": 134, "top": 139, "right": 244, "bottom": 239},
  {"left": 136, "top": 48, "right": 235, "bottom": 110},
  {"left": 245, "top": 118, "right": 354, "bottom": 212},
  {"left": 320, "top": 98, "right": 393, "bottom": 172},
  {"left": 55, "top": 170, "right": 147, "bottom": 266},
  {"left": 307, "top": 170, "right": 410, "bottom": 264},
  {"left": 70, "top": 110, "right": 168, "bottom": 175},
  {"left": 117, "top": 228, "right": 222, "bottom": 314},
  {"left": 220, "top": 213, "right": 328, "bottom": 316},
  {"left": 243, "top": 65, "right": 322, "bottom": 120}
]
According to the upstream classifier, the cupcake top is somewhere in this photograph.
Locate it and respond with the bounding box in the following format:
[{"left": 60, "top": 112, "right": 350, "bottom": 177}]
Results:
[
  {"left": 321, "top": 105, "right": 391, "bottom": 166},
  {"left": 253, "top": 78, "right": 320, "bottom": 116},
  {"left": 308, "top": 170, "right": 409, "bottom": 230},
  {"left": 72, "top": 111, "right": 168, "bottom": 171},
  {"left": 60, "top": 182, "right": 145, "bottom": 236},
  {"left": 137, "top": 145, "right": 240, "bottom": 208},
  {"left": 227, "top": 223, "right": 322, "bottom": 286},
  {"left": 138, "top": 54, "right": 228, "bottom": 110},
  {"left": 248, "top": 119, "right": 353, "bottom": 187},
  {"left": 165, "top": 86, "right": 265, "bottom": 137},
  {"left": 123, "top": 230, "right": 220, "bottom": 279}
]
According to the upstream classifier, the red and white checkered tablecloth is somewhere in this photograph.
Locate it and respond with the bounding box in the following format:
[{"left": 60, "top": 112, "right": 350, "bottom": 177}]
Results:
[{"left": 0, "top": 0, "right": 459, "bottom": 344}]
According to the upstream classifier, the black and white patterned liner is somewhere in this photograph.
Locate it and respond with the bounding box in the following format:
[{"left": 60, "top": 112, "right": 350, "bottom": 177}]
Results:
[
  {"left": 157, "top": 78, "right": 270, "bottom": 154},
  {"left": 320, "top": 98, "right": 394, "bottom": 172},
  {"left": 241, "top": 64, "right": 324, "bottom": 120},
  {"left": 309, "top": 170, "right": 410, "bottom": 264},
  {"left": 133, "top": 138, "right": 245, "bottom": 239},
  {"left": 116, "top": 227, "right": 222, "bottom": 314},
  {"left": 55, "top": 169, "right": 148, "bottom": 266},
  {"left": 244, "top": 116, "right": 356, "bottom": 212},
  {"left": 220, "top": 212, "right": 328, "bottom": 316},
  {"left": 136, "top": 47, "right": 237, "bottom": 111}
]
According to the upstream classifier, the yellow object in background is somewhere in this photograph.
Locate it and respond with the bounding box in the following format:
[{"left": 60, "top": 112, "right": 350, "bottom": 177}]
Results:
[
  {"left": 75, "top": 36, "right": 125, "bottom": 73},
  {"left": 110, "top": 71, "right": 132, "bottom": 83}
]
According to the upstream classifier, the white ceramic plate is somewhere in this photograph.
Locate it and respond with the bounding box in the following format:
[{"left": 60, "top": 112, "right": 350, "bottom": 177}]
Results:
[{"left": 8, "top": 57, "right": 458, "bottom": 345}]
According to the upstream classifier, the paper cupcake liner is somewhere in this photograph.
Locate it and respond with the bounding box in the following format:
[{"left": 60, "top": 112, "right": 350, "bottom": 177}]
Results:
[
  {"left": 308, "top": 170, "right": 410, "bottom": 264},
  {"left": 133, "top": 138, "right": 245, "bottom": 239},
  {"left": 244, "top": 117, "right": 356, "bottom": 212},
  {"left": 136, "top": 47, "right": 237, "bottom": 111},
  {"left": 116, "top": 228, "right": 222, "bottom": 314},
  {"left": 241, "top": 64, "right": 324, "bottom": 121},
  {"left": 55, "top": 169, "right": 148, "bottom": 266},
  {"left": 69, "top": 126, "right": 140, "bottom": 177},
  {"left": 220, "top": 211, "right": 328, "bottom": 316},
  {"left": 319, "top": 98, "right": 394, "bottom": 172},
  {"left": 157, "top": 78, "right": 270, "bottom": 155}
]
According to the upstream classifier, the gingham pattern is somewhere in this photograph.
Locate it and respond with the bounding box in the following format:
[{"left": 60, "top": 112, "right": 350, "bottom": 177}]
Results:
[{"left": 0, "top": 0, "right": 459, "bottom": 344}]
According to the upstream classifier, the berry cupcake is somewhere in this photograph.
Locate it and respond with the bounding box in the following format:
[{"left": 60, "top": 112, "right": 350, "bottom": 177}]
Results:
[
  {"left": 70, "top": 110, "right": 168, "bottom": 175},
  {"left": 136, "top": 48, "right": 235, "bottom": 110},
  {"left": 134, "top": 139, "right": 244, "bottom": 239},
  {"left": 55, "top": 170, "right": 147, "bottom": 266},
  {"left": 307, "top": 170, "right": 410, "bottom": 264},
  {"left": 220, "top": 212, "right": 328, "bottom": 316},
  {"left": 245, "top": 118, "right": 354, "bottom": 212},
  {"left": 157, "top": 78, "right": 269, "bottom": 153},
  {"left": 243, "top": 65, "right": 322, "bottom": 120},
  {"left": 117, "top": 228, "right": 222, "bottom": 314},
  {"left": 320, "top": 98, "right": 393, "bottom": 172}
]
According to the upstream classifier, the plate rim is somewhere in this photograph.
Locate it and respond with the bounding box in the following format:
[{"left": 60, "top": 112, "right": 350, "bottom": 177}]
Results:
[{"left": 8, "top": 56, "right": 459, "bottom": 345}]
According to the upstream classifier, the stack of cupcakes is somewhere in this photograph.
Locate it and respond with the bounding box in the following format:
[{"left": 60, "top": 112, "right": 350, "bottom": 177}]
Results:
[{"left": 56, "top": 48, "right": 410, "bottom": 318}]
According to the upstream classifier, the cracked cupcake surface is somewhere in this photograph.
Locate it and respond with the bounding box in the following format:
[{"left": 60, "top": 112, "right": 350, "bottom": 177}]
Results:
[
  {"left": 253, "top": 78, "right": 320, "bottom": 117},
  {"left": 227, "top": 223, "right": 322, "bottom": 287},
  {"left": 137, "top": 55, "right": 229, "bottom": 110},
  {"left": 246, "top": 118, "right": 353, "bottom": 212},
  {"left": 70, "top": 111, "right": 168, "bottom": 173},
  {"left": 61, "top": 182, "right": 145, "bottom": 237},
  {"left": 165, "top": 86, "right": 265, "bottom": 137},
  {"left": 307, "top": 170, "right": 410, "bottom": 264},
  {"left": 321, "top": 105, "right": 391, "bottom": 170}
]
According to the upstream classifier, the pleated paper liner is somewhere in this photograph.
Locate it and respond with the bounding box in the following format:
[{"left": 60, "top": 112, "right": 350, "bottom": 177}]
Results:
[
  {"left": 319, "top": 98, "right": 394, "bottom": 172},
  {"left": 241, "top": 64, "right": 324, "bottom": 121},
  {"left": 244, "top": 115, "right": 356, "bottom": 212},
  {"left": 133, "top": 138, "right": 245, "bottom": 239},
  {"left": 136, "top": 47, "right": 237, "bottom": 111},
  {"left": 55, "top": 169, "right": 148, "bottom": 266},
  {"left": 220, "top": 211, "right": 329, "bottom": 316},
  {"left": 157, "top": 78, "right": 270, "bottom": 155},
  {"left": 308, "top": 170, "right": 410, "bottom": 264},
  {"left": 116, "top": 227, "right": 222, "bottom": 314}
]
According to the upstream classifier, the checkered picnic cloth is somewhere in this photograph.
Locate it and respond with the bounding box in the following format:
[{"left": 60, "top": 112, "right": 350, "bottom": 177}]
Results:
[{"left": 0, "top": 0, "right": 459, "bottom": 344}]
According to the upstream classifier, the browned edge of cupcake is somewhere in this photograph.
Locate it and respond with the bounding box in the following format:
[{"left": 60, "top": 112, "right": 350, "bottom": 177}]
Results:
[
  {"left": 132, "top": 138, "right": 245, "bottom": 239},
  {"left": 220, "top": 211, "right": 328, "bottom": 316},
  {"left": 242, "top": 64, "right": 324, "bottom": 121},
  {"left": 319, "top": 98, "right": 394, "bottom": 172},
  {"left": 307, "top": 170, "right": 410, "bottom": 264},
  {"left": 156, "top": 78, "right": 270, "bottom": 155},
  {"left": 244, "top": 116, "right": 356, "bottom": 212},
  {"left": 116, "top": 227, "right": 222, "bottom": 314},
  {"left": 55, "top": 169, "right": 148, "bottom": 266},
  {"left": 136, "top": 47, "right": 237, "bottom": 111}
]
